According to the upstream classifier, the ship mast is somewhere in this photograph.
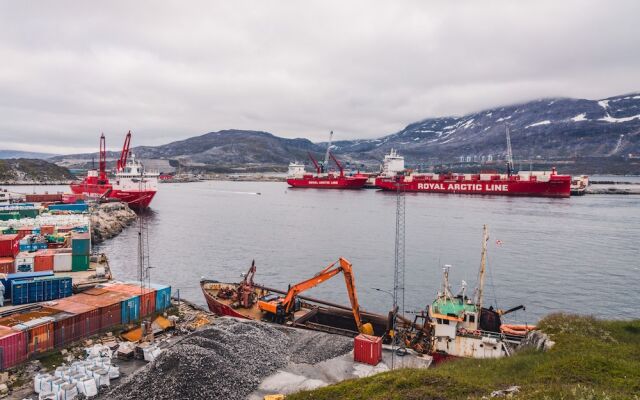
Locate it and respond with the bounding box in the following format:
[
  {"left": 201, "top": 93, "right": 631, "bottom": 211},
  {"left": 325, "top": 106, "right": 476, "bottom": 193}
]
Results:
[
  {"left": 505, "top": 124, "right": 514, "bottom": 176},
  {"left": 322, "top": 131, "right": 333, "bottom": 173},
  {"left": 475, "top": 225, "right": 489, "bottom": 309}
]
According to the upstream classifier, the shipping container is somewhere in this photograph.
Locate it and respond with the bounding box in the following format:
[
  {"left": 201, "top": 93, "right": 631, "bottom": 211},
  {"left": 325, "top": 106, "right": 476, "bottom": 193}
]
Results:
[
  {"left": 11, "top": 277, "right": 73, "bottom": 305},
  {"left": 71, "top": 233, "right": 91, "bottom": 255},
  {"left": 103, "top": 283, "right": 156, "bottom": 317},
  {"left": 39, "top": 225, "right": 55, "bottom": 235},
  {"left": 48, "top": 203, "right": 88, "bottom": 213},
  {"left": 0, "top": 235, "right": 19, "bottom": 258},
  {"left": 53, "top": 252, "right": 72, "bottom": 272},
  {"left": 13, "top": 317, "right": 54, "bottom": 355},
  {"left": 0, "top": 257, "right": 14, "bottom": 274},
  {"left": 353, "top": 334, "right": 382, "bottom": 366},
  {"left": 14, "top": 253, "right": 34, "bottom": 273},
  {"left": 71, "top": 255, "right": 89, "bottom": 271},
  {"left": 49, "top": 299, "right": 101, "bottom": 345},
  {"left": 25, "top": 194, "right": 63, "bottom": 203},
  {"left": 148, "top": 282, "right": 172, "bottom": 312},
  {"left": 33, "top": 250, "right": 54, "bottom": 272},
  {"left": 0, "top": 212, "right": 20, "bottom": 222},
  {"left": 68, "top": 291, "right": 123, "bottom": 330},
  {"left": 0, "top": 326, "right": 27, "bottom": 371},
  {"left": 0, "top": 271, "right": 54, "bottom": 300}
]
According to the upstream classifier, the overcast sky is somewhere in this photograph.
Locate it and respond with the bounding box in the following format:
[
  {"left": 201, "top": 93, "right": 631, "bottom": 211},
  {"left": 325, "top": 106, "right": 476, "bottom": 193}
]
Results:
[{"left": 1, "top": 1, "right": 639, "bottom": 154}]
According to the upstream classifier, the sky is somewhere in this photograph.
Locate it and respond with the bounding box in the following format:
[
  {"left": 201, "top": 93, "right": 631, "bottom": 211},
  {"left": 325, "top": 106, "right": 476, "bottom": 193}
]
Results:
[{"left": 1, "top": 1, "right": 639, "bottom": 154}]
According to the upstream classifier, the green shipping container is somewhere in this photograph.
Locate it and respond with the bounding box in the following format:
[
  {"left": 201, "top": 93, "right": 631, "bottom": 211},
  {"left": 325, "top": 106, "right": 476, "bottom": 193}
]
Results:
[
  {"left": 17, "top": 209, "right": 39, "bottom": 219},
  {"left": 71, "top": 233, "right": 91, "bottom": 255},
  {"left": 72, "top": 255, "right": 90, "bottom": 271},
  {"left": 0, "top": 212, "right": 20, "bottom": 221}
]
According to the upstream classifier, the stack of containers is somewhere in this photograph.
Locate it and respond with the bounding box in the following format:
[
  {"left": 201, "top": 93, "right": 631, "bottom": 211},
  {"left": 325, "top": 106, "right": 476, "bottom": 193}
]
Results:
[
  {"left": 14, "top": 252, "right": 35, "bottom": 273},
  {"left": 11, "top": 276, "right": 73, "bottom": 305},
  {"left": 0, "top": 234, "right": 19, "bottom": 274},
  {"left": 0, "top": 312, "right": 55, "bottom": 356},
  {"left": 0, "top": 271, "right": 54, "bottom": 302},
  {"left": 48, "top": 203, "right": 89, "bottom": 213},
  {"left": 147, "top": 282, "right": 172, "bottom": 312},
  {"left": 68, "top": 290, "right": 124, "bottom": 331},
  {"left": 71, "top": 233, "right": 90, "bottom": 271},
  {"left": 0, "top": 325, "right": 27, "bottom": 370},
  {"left": 102, "top": 283, "right": 156, "bottom": 320},
  {"left": 49, "top": 299, "right": 101, "bottom": 347}
]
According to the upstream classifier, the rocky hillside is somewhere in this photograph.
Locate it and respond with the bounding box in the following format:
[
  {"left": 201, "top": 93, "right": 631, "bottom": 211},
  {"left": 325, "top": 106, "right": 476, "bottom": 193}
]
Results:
[
  {"left": 329, "top": 92, "right": 640, "bottom": 163},
  {"left": 0, "top": 150, "right": 57, "bottom": 159},
  {"left": 0, "top": 158, "right": 76, "bottom": 183},
  {"left": 52, "top": 92, "right": 640, "bottom": 174}
]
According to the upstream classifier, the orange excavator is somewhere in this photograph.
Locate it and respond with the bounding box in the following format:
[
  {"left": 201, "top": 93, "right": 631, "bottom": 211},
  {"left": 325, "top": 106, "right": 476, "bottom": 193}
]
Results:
[{"left": 257, "top": 257, "right": 374, "bottom": 335}]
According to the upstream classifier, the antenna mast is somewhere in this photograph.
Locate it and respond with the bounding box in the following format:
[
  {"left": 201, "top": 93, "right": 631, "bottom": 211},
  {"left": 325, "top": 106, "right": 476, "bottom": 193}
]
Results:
[
  {"left": 505, "top": 124, "right": 514, "bottom": 176},
  {"left": 391, "top": 174, "right": 406, "bottom": 369},
  {"left": 476, "top": 225, "right": 489, "bottom": 309}
]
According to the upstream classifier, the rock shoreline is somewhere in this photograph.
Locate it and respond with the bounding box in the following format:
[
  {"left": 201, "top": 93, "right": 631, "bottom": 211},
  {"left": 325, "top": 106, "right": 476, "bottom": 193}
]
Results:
[{"left": 90, "top": 202, "right": 138, "bottom": 243}]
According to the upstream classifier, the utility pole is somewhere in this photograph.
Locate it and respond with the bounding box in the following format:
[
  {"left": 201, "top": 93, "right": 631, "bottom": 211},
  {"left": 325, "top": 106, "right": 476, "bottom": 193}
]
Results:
[{"left": 392, "top": 174, "right": 406, "bottom": 369}]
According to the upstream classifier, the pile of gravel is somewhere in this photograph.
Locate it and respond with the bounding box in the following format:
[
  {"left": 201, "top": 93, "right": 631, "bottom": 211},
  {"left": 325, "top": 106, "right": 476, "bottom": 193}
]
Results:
[{"left": 103, "top": 318, "right": 352, "bottom": 400}]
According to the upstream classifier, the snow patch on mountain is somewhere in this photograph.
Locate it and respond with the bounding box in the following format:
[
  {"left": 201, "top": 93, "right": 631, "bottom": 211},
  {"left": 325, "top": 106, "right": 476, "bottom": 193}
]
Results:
[
  {"left": 525, "top": 120, "right": 551, "bottom": 128},
  {"left": 571, "top": 113, "right": 587, "bottom": 122},
  {"left": 599, "top": 114, "right": 640, "bottom": 123}
]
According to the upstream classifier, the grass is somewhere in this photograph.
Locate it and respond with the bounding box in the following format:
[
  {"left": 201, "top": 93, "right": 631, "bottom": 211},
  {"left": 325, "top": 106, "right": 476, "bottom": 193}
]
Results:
[{"left": 289, "top": 314, "right": 640, "bottom": 400}]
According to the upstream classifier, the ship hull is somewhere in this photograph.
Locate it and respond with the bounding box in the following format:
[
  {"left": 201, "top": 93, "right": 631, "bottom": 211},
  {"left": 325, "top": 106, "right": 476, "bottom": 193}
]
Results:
[
  {"left": 287, "top": 176, "right": 368, "bottom": 189},
  {"left": 375, "top": 176, "right": 571, "bottom": 197},
  {"left": 70, "top": 182, "right": 157, "bottom": 208}
]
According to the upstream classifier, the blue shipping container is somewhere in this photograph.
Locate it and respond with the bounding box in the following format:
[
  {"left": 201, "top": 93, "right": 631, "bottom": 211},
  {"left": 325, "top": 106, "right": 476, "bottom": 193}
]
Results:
[
  {"left": 10, "top": 277, "right": 72, "bottom": 305},
  {"left": 148, "top": 283, "right": 172, "bottom": 312},
  {"left": 47, "top": 203, "right": 88, "bottom": 213},
  {"left": 120, "top": 295, "right": 141, "bottom": 324},
  {"left": 1, "top": 271, "right": 54, "bottom": 299}
]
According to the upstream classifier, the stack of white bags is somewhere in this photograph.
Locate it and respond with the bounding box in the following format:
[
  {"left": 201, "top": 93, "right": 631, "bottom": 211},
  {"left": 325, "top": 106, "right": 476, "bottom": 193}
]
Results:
[{"left": 33, "top": 345, "right": 120, "bottom": 399}]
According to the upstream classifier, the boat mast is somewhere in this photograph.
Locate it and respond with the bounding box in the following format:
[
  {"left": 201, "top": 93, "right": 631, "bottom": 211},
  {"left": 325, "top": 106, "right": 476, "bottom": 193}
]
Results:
[
  {"left": 476, "top": 225, "right": 489, "bottom": 309},
  {"left": 505, "top": 124, "right": 514, "bottom": 176},
  {"left": 322, "top": 131, "right": 333, "bottom": 173}
]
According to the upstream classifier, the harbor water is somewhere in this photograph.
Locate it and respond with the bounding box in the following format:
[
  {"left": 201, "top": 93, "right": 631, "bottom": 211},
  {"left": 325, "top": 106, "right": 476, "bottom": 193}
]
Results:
[{"left": 15, "top": 181, "right": 640, "bottom": 323}]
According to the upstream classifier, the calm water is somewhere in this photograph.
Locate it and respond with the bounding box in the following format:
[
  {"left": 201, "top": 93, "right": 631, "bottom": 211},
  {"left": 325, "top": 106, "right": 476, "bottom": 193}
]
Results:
[{"left": 9, "top": 181, "right": 640, "bottom": 323}]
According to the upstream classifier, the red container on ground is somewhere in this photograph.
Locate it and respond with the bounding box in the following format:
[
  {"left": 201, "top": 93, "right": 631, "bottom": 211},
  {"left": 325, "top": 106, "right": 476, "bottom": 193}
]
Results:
[
  {"left": 103, "top": 283, "right": 156, "bottom": 317},
  {"left": 0, "top": 326, "right": 27, "bottom": 371},
  {"left": 49, "top": 299, "right": 101, "bottom": 346},
  {"left": 68, "top": 291, "right": 123, "bottom": 330},
  {"left": 0, "top": 257, "right": 15, "bottom": 274},
  {"left": 354, "top": 334, "right": 382, "bottom": 365},
  {"left": 40, "top": 225, "right": 55, "bottom": 235},
  {"left": 0, "top": 312, "right": 55, "bottom": 356},
  {"left": 33, "top": 250, "right": 55, "bottom": 272},
  {"left": 0, "top": 235, "right": 19, "bottom": 258},
  {"left": 16, "top": 228, "right": 34, "bottom": 241},
  {"left": 25, "top": 194, "right": 63, "bottom": 203}
]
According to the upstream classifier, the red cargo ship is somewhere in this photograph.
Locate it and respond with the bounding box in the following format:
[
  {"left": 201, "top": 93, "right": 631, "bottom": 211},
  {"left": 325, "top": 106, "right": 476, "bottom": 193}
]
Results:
[
  {"left": 376, "top": 169, "right": 571, "bottom": 197},
  {"left": 375, "top": 126, "right": 571, "bottom": 198},
  {"left": 70, "top": 132, "right": 158, "bottom": 209},
  {"left": 286, "top": 152, "right": 368, "bottom": 189}
]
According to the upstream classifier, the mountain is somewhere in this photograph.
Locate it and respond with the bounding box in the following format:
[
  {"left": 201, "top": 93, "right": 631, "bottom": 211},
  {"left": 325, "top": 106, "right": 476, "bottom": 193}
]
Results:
[
  {"left": 0, "top": 159, "right": 76, "bottom": 183},
  {"left": 52, "top": 93, "right": 640, "bottom": 174},
  {"left": 0, "top": 150, "right": 57, "bottom": 159}
]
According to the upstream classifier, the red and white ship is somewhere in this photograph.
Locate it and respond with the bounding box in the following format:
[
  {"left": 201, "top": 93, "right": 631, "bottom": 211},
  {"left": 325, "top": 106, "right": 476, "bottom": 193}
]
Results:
[
  {"left": 70, "top": 131, "right": 159, "bottom": 208},
  {"left": 286, "top": 131, "right": 368, "bottom": 189},
  {"left": 375, "top": 127, "right": 571, "bottom": 197}
]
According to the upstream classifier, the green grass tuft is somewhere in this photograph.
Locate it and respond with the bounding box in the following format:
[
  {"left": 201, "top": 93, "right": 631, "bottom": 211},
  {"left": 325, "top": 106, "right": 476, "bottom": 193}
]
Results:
[{"left": 289, "top": 315, "right": 640, "bottom": 400}]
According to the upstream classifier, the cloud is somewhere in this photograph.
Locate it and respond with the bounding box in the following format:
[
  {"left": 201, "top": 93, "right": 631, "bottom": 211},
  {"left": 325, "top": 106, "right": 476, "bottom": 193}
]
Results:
[{"left": 1, "top": 0, "right": 639, "bottom": 153}]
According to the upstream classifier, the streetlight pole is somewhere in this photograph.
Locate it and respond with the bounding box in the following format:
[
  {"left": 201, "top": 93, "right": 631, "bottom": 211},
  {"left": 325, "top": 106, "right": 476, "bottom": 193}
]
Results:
[{"left": 373, "top": 287, "right": 397, "bottom": 370}]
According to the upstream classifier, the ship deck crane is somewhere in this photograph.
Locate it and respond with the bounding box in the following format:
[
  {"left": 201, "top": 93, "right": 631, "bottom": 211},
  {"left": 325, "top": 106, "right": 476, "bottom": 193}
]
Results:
[
  {"left": 307, "top": 152, "right": 321, "bottom": 174},
  {"left": 117, "top": 130, "right": 132, "bottom": 172},
  {"left": 321, "top": 131, "right": 334, "bottom": 173},
  {"left": 257, "top": 257, "right": 374, "bottom": 335},
  {"left": 329, "top": 152, "right": 345, "bottom": 177},
  {"left": 236, "top": 260, "right": 257, "bottom": 308},
  {"left": 98, "top": 133, "right": 107, "bottom": 184},
  {"left": 505, "top": 124, "right": 514, "bottom": 176}
]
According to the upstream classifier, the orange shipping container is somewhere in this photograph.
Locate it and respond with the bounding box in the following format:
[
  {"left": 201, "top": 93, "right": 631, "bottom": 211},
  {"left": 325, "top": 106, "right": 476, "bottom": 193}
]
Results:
[
  {"left": 103, "top": 283, "right": 156, "bottom": 317},
  {"left": 33, "top": 250, "right": 55, "bottom": 272},
  {"left": 68, "top": 291, "right": 123, "bottom": 330},
  {"left": 40, "top": 225, "right": 55, "bottom": 235},
  {"left": 49, "top": 298, "right": 101, "bottom": 343},
  {"left": 0, "top": 257, "right": 14, "bottom": 274}
]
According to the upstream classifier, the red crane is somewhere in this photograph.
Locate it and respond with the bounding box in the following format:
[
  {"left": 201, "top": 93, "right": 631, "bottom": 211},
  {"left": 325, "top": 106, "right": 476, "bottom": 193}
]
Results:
[
  {"left": 117, "top": 131, "right": 132, "bottom": 171},
  {"left": 329, "top": 152, "right": 345, "bottom": 177},
  {"left": 307, "top": 151, "right": 321, "bottom": 174},
  {"left": 98, "top": 133, "right": 107, "bottom": 183}
]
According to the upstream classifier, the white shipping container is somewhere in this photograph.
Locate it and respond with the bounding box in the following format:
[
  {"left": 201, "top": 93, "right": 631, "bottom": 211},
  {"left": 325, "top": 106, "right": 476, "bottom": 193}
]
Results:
[{"left": 53, "top": 253, "right": 72, "bottom": 272}]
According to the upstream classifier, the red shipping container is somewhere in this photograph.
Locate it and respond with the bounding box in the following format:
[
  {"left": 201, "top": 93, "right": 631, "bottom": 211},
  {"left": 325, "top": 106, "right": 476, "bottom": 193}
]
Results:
[
  {"left": 49, "top": 299, "right": 101, "bottom": 346},
  {"left": 33, "top": 250, "right": 55, "bottom": 272},
  {"left": 16, "top": 228, "right": 34, "bottom": 240},
  {"left": 68, "top": 291, "right": 123, "bottom": 330},
  {"left": 0, "top": 235, "right": 19, "bottom": 258},
  {"left": 0, "top": 257, "right": 14, "bottom": 274},
  {"left": 0, "top": 326, "right": 27, "bottom": 371},
  {"left": 354, "top": 334, "right": 382, "bottom": 366},
  {"left": 40, "top": 225, "right": 55, "bottom": 235},
  {"left": 103, "top": 283, "right": 157, "bottom": 317},
  {"left": 0, "top": 313, "right": 55, "bottom": 357}
]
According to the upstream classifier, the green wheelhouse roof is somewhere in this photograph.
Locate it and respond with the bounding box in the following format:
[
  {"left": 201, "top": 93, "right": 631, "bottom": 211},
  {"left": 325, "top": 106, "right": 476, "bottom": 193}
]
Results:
[{"left": 432, "top": 296, "right": 477, "bottom": 317}]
